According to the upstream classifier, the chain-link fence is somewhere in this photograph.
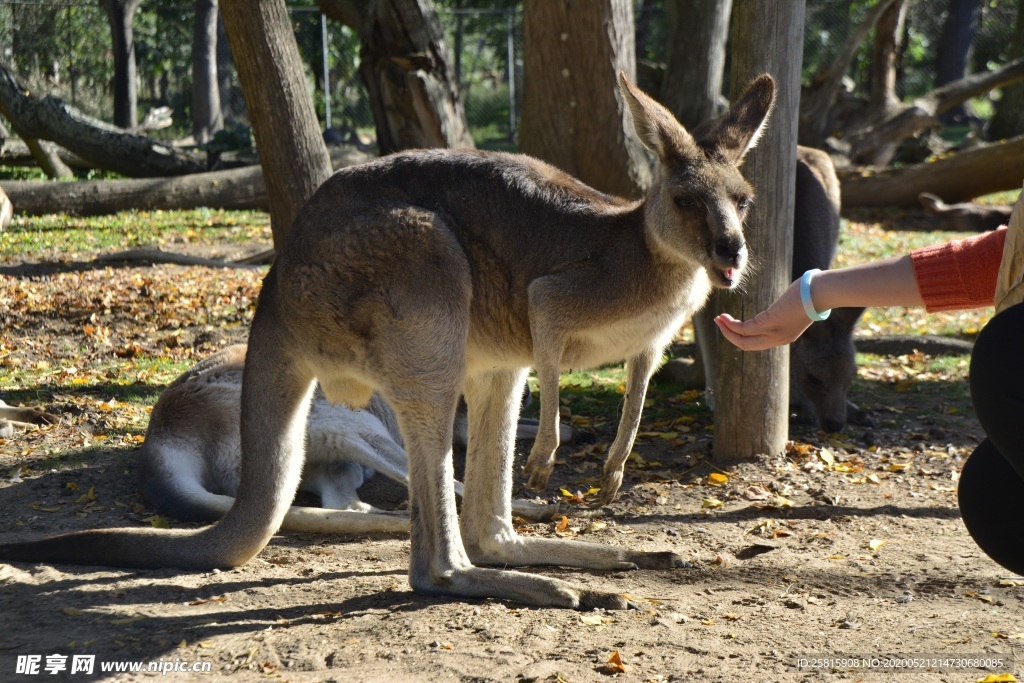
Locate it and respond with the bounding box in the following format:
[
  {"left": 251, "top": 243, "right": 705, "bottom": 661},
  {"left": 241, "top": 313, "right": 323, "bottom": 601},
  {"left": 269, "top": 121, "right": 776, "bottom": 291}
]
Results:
[{"left": 0, "top": 0, "right": 1017, "bottom": 149}]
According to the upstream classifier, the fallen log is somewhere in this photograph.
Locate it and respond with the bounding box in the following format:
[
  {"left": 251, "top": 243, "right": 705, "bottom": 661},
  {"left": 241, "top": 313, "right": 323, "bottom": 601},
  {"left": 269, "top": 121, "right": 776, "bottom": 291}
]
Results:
[
  {"left": 0, "top": 147, "right": 372, "bottom": 217},
  {"left": 838, "top": 135, "right": 1024, "bottom": 207},
  {"left": 0, "top": 61, "right": 205, "bottom": 177}
]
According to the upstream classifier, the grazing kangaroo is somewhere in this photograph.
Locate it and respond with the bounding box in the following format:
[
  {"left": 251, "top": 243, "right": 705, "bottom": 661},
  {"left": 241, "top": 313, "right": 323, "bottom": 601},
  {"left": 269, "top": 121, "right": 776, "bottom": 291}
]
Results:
[
  {"left": 692, "top": 146, "right": 869, "bottom": 431},
  {"left": 918, "top": 192, "right": 1013, "bottom": 233},
  {"left": 0, "top": 73, "right": 774, "bottom": 610},
  {"left": 139, "top": 344, "right": 574, "bottom": 531}
]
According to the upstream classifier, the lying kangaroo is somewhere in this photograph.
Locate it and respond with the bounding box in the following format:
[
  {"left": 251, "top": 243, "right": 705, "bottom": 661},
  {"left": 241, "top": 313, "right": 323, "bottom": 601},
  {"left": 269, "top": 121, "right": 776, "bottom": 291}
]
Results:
[
  {"left": 691, "top": 146, "right": 868, "bottom": 431},
  {"left": 0, "top": 72, "right": 775, "bottom": 610},
  {"left": 139, "top": 344, "right": 574, "bottom": 530},
  {"left": 0, "top": 399, "right": 57, "bottom": 438}
]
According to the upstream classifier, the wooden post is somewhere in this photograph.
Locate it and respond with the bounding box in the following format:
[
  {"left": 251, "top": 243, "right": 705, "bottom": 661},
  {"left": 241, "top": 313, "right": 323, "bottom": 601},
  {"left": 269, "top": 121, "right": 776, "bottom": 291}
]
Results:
[{"left": 712, "top": 0, "right": 806, "bottom": 464}]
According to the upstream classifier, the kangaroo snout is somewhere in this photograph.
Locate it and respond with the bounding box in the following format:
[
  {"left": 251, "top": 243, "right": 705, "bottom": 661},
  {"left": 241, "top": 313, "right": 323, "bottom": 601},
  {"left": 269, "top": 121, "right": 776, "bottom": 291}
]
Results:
[{"left": 712, "top": 237, "right": 747, "bottom": 288}]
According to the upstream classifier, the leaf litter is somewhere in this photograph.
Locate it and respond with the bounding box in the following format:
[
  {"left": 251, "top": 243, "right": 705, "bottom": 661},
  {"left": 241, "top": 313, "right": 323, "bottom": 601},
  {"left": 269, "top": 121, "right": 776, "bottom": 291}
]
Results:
[{"left": 0, "top": 209, "right": 1020, "bottom": 681}]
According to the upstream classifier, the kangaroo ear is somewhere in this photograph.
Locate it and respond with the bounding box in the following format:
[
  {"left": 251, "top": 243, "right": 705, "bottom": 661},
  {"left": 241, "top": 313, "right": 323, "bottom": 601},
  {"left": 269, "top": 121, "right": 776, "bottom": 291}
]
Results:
[
  {"left": 701, "top": 73, "right": 776, "bottom": 164},
  {"left": 618, "top": 70, "right": 695, "bottom": 159}
]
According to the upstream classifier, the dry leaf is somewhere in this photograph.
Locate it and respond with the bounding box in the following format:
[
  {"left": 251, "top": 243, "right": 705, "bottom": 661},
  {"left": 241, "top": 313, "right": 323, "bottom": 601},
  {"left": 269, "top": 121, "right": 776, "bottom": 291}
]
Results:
[
  {"left": 868, "top": 539, "right": 885, "bottom": 552},
  {"left": 976, "top": 675, "right": 1017, "bottom": 683},
  {"left": 600, "top": 650, "right": 626, "bottom": 675},
  {"left": 702, "top": 497, "right": 723, "bottom": 509},
  {"left": 818, "top": 448, "right": 835, "bottom": 466},
  {"left": 555, "top": 516, "right": 570, "bottom": 533},
  {"left": 707, "top": 472, "right": 728, "bottom": 486}
]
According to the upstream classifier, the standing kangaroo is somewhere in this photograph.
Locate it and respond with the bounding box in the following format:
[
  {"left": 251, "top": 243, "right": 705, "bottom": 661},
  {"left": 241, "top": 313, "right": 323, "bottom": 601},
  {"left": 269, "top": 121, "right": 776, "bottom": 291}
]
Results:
[{"left": 0, "top": 73, "right": 775, "bottom": 610}]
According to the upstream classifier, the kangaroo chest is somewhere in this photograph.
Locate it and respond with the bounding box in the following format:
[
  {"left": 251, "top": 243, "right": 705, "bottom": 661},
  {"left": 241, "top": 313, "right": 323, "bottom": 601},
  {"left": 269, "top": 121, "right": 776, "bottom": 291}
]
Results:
[{"left": 561, "top": 270, "right": 712, "bottom": 369}]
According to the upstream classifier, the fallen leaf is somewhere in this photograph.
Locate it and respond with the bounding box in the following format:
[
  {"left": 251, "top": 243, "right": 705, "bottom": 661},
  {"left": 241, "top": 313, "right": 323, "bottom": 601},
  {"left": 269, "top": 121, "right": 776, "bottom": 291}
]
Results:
[
  {"left": 555, "top": 516, "right": 571, "bottom": 533},
  {"left": 868, "top": 539, "right": 885, "bottom": 552},
  {"left": 976, "top": 675, "right": 1017, "bottom": 683},
  {"left": 818, "top": 448, "right": 835, "bottom": 466},
  {"left": 707, "top": 472, "right": 728, "bottom": 486},
  {"left": 742, "top": 485, "right": 772, "bottom": 501},
  {"left": 580, "top": 613, "right": 612, "bottom": 626},
  {"left": 702, "top": 497, "right": 723, "bottom": 509}
]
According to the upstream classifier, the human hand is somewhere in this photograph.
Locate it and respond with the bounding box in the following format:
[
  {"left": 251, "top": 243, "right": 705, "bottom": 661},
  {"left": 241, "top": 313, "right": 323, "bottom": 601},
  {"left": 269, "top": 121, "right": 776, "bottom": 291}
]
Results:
[{"left": 714, "top": 279, "right": 813, "bottom": 351}]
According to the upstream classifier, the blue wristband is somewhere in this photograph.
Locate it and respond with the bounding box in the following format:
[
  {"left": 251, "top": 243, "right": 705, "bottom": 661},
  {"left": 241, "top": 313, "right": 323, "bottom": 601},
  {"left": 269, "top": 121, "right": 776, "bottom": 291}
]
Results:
[{"left": 800, "top": 269, "right": 831, "bottom": 322}]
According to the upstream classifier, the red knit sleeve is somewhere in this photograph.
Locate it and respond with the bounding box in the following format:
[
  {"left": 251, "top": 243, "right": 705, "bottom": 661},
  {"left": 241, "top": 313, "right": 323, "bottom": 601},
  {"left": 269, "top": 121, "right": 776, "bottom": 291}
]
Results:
[{"left": 910, "top": 227, "right": 1006, "bottom": 311}]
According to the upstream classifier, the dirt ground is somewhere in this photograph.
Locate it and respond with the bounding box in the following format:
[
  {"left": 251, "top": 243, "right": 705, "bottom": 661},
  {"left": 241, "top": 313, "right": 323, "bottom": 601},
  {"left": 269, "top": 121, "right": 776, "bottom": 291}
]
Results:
[{"left": 1, "top": 256, "right": 1022, "bottom": 682}]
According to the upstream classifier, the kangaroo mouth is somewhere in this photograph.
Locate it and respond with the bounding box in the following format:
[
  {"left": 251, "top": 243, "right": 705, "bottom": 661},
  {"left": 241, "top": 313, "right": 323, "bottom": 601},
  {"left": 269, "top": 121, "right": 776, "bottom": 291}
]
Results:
[{"left": 713, "top": 266, "right": 740, "bottom": 288}]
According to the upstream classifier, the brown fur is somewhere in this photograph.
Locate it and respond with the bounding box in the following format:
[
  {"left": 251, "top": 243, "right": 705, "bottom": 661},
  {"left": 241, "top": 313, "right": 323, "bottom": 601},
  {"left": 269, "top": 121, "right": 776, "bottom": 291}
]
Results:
[{"left": 0, "top": 73, "right": 775, "bottom": 610}]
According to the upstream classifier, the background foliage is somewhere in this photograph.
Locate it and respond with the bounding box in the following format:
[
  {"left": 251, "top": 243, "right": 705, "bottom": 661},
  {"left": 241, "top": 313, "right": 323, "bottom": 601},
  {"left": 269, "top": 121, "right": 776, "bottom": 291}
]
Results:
[{"left": 0, "top": 0, "right": 1018, "bottom": 149}]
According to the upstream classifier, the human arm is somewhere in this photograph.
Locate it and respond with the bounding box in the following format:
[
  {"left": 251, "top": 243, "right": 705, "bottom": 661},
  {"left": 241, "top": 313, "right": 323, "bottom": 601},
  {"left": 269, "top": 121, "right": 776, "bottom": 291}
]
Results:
[
  {"left": 716, "top": 227, "right": 1006, "bottom": 352},
  {"left": 714, "top": 255, "right": 922, "bottom": 351}
]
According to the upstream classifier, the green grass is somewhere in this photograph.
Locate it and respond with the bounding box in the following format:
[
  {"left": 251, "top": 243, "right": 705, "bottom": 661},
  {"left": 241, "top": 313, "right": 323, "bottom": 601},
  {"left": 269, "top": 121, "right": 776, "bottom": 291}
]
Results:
[{"left": 0, "top": 208, "right": 271, "bottom": 263}]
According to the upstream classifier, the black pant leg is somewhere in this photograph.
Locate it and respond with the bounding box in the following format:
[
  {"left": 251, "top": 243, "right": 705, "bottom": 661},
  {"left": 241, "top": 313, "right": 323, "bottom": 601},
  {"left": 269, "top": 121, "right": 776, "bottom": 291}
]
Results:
[{"left": 958, "top": 302, "right": 1024, "bottom": 574}]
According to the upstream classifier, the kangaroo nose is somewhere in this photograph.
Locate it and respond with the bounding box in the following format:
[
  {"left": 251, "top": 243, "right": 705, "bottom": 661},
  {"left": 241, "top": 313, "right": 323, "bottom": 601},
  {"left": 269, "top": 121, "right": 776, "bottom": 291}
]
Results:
[{"left": 715, "top": 238, "right": 746, "bottom": 267}]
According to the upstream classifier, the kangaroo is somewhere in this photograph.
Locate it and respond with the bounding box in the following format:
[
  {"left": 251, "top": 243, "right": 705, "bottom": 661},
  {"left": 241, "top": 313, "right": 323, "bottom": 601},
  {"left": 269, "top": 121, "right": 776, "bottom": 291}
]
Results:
[
  {"left": 0, "top": 399, "right": 57, "bottom": 438},
  {"left": 918, "top": 192, "right": 1013, "bottom": 233},
  {"left": 0, "top": 72, "right": 775, "bottom": 610},
  {"left": 691, "top": 146, "right": 869, "bottom": 431},
  {"left": 138, "top": 344, "right": 575, "bottom": 530}
]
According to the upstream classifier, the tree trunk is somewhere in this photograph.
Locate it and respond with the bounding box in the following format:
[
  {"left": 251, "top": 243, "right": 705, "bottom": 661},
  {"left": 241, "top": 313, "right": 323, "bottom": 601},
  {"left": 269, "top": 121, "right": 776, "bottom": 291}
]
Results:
[
  {"left": 987, "top": 0, "right": 1024, "bottom": 140},
  {"left": 712, "top": 0, "right": 806, "bottom": 465},
  {"left": 0, "top": 61, "right": 206, "bottom": 177},
  {"left": 868, "top": 0, "right": 907, "bottom": 112},
  {"left": 320, "top": 0, "right": 474, "bottom": 153},
  {"left": 192, "top": 0, "right": 224, "bottom": 145},
  {"left": 847, "top": 57, "right": 1024, "bottom": 165},
  {"left": 659, "top": 0, "right": 731, "bottom": 131},
  {"left": 0, "top": 148, "right": 370, "bottom": 217},
  {"left": 216, "top": 15, "right": 238, "bottom": 122},
  {"left": 839, "top": 135, "right": 1024, "bottom": 207},
  {"left": 936, "top": 0, "right": 981, "bottom": 125},
  {"left": 99, "top": 0, "right": 142, "bottom": 130},
  {"left": 519, "top": 0, "right": 649, "bottom": 198},
  {"left": 219, "top": 0, "right": 333, "bottom": 248},
  {"left": 798, "top": 0, "right": 898, "bottom": 147}
]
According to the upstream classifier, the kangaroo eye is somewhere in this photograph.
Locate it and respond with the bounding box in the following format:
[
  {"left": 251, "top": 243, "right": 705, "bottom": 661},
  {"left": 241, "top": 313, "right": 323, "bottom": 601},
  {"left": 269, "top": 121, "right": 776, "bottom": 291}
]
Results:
[
  {"left": 675, "top": 195, "right": 699, "bottom": 209},
  {"left": 737, "top": 197, "right": 752, "bottom": 212}
]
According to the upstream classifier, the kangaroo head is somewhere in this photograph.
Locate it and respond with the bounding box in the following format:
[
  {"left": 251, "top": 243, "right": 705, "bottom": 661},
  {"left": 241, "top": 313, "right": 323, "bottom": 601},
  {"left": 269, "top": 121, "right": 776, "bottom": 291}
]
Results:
[
  {"left": 619, "top": 72, "right": 775, "bottom": 289},
  {"left": 790, "top": 306, "right": 865, "bottom": 432}
]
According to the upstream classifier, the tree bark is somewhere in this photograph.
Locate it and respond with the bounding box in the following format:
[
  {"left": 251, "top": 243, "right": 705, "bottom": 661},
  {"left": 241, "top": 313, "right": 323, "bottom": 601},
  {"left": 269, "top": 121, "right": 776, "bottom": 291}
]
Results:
[
  {"left": 846, "top": 57, "right": 1024, "bottom": 165},
  {"left": 319, "top": 0, "right": 474, "bottom": 153},
  {"left": 987, "top": 0, "right": 1024, "bottom": 140},
  {"left": 0, "top": 62, "right": 206, "bottom": 177},
  {"left": 0, "top": 147, "right": 370, "bottom": 217},
  {"left": 799, "top": 0, "right": 898, "bottom": 147},
  {"left": 712, "top": 0, "right": 806, "bottom": 465},
  {"left": 659, "top": 0, "right": 731, "bottom": 131},
  {"left": 192, "top": 0, "right": 224, "bottom": 145},
  {"left": 839, "top": 135, "right": 1024, "bottom": 207},
  {"left": 936, "top": 0, "right": 981, "bottom": 124},
  {"left": 519, "top": 0, "right": 649, "bottom": 198},
  {"left": 219, "top": 0, "right": 333, "bottom": 248},
  {"left": 99, "top": 0, "right": 142, "bottom": 130}
]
